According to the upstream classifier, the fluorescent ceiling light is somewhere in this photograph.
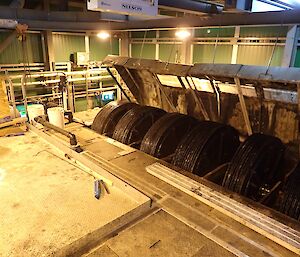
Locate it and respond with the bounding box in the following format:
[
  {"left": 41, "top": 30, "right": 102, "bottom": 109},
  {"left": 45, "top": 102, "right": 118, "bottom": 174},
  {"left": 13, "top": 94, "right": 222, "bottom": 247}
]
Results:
[
  {"left": 175, "top": 30, "right": 191, "bottom": 40},
  {"left": 97, "top": 31, "right": 110, "bottom": 40}
]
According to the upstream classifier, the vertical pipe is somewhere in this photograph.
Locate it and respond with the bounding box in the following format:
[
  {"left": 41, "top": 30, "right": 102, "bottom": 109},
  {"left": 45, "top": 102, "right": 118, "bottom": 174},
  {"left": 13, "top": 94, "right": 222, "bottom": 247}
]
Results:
[
  {"left": 85, "top": 71, "right": 90, "bottom": 110},
  {"left": 8, "top": 79, "right": 17, "bottom": 118},
  {"left": 21, "top": 74, "right": 28, "bottom": 118}
]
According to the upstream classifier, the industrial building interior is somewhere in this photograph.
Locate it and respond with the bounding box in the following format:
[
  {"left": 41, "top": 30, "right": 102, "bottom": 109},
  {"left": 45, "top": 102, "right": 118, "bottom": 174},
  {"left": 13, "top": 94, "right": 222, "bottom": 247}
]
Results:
[{"left": 1, "top": 0, "right": 300, "bottom": 256}]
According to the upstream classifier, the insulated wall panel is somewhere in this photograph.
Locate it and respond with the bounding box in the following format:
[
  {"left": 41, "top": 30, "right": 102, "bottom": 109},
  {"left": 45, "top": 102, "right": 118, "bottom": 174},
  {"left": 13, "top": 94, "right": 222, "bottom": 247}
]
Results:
[
  {"left": 194, "top": 27, "right": 235, "bottom": 38},
  {"left": 294, "top": 47, "right": 300, "bottom": 67},
  {"left": 193, "top": 44, "right": 232, "bottom": 64},
  {"left": 53, "top": 34, "right": 85, "bottom": 62},
  {"left": 0, "top": 32, "right": 43, "bottom": 64},
  {"left": 159, "top": 44, "right": 182, "bottom": 63},
  {"left": 131, "top": 44, "right": 156, "bottom": 59},
  {"left": 131, "top": 31, "right": 156, "bottom": 38},
  {"left": 237, "top": 45, "right": 284, "bottom": 66},
  {"left": 89, "top": 36, "right": 119, "bottom": 61},
  {"left": 239, "top": 26, "right": 288, "bottom": 38}
]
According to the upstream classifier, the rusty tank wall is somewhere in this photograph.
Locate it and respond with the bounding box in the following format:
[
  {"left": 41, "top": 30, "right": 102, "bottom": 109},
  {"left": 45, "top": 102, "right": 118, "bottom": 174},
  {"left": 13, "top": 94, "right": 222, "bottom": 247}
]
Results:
[{"left": 128, "top": 68, "right": 298, "bottom": 152}]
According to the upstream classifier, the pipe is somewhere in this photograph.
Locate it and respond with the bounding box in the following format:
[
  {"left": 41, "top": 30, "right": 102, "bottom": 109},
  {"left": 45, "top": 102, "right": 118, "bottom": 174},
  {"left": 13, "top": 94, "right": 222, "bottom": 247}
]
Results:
[
  {"left": 159, "top": 0, "right": 222, "bottom": 14},
  {"left": 34, "top": 115, "right": 78, "bottom": 146},
  {"left": 0, "top": 7, "right": 300, "bottom": 31}
]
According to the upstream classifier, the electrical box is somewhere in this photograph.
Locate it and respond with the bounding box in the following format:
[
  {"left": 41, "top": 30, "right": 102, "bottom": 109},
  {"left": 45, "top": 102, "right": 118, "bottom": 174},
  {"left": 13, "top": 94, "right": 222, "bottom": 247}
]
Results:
[
  {"left": 73, "top": 52, "right": 89, "bottom": 66},
  {"left": 87, "top": 0, "right": 158, "bottom": 16},
  {"left": 101, "top": 91, "right": 115, "bottom": 101}
]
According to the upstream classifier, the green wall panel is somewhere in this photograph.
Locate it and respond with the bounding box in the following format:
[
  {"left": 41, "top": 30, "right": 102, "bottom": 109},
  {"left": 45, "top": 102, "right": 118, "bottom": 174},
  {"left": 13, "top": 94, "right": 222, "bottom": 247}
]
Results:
[
  {"left": 193, "top": 44, "right": 232, "bottom": 64},
  {"left": 53, "top": 34, "right": 85, "bottom": 62},
  {"left": 159, "top": 44, "right": 182, "bottom": 63},
  {"left": 240, "top": 26, "right": 288, "bottom": 38},
  {"left": 131, "top": 31, "right": 156, "bottom": 38},
  {"left": 89, "top": 36, "right": 119, "bottom": 61},
  {"left": 294, "top": 47, "right": 300, "bottom": 67},
  {"left": 194, "top": 27, "right": 235, "bottom": 38},
  {"left": 237, "top": 45, "right": 283, "bottom": 66},
  {"left": 131, "top": 44, "right": 156, "bottom": 59},
  {"left": 159, "top": 30, "right": 176, "bottom": 38},
  {"left": 0, "top": 32, "right": 43, "bottom": 64}
]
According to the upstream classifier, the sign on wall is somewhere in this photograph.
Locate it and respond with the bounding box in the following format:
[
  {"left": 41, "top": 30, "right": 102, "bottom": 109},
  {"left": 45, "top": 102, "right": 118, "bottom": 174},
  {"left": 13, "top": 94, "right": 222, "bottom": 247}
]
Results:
[{"left": 87, "top": 0, "right": 158, "bottom": 16}]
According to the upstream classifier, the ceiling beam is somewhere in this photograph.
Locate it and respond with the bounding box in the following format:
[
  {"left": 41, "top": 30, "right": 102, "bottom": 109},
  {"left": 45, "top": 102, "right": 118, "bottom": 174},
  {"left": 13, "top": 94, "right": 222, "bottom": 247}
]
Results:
[
  {"left": 158, "top": 0, "right": 222, "bottom": 14},
  {"left": 0, "top": 7, "right": 300, "bottom": 31}
]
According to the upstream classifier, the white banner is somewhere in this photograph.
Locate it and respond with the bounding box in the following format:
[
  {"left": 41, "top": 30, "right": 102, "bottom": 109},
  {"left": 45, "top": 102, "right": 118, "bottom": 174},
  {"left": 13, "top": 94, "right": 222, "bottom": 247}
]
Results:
[{"left": 87, "top": 0, "right": 158, "bottom": 16}]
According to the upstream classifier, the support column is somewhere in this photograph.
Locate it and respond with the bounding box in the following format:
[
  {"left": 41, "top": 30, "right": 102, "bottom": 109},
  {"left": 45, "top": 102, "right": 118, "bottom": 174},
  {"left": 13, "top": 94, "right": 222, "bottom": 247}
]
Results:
[
  {"left": 231, "top": 26, "right": 240, "bottom": 64},
  {"left": 120, "top": 32, "right": 130, "bottom": 57},
  {"left": 43, "top": 31, "right": 55, "bottom": 71},
  {"left": 85, "top": 34, "right": 90, "bottom": 61},
  {"left": 155, "top": 30, "right": 159, "bottom": 60},
  {"left": 282, "top": 25, "right": 298, "bottom": 67},
  {"left": 181, "top": 29, "right": 193, "bottom": 65}
]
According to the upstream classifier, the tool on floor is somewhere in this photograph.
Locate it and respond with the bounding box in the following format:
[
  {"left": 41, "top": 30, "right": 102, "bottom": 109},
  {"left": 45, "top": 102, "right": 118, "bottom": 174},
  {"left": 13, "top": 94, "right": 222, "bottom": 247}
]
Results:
[
  {"left": 94, "top": 179, "right": 101, "bottom": 199},
  {"left": 94, "top": 179, "right": 110, "bottom": 199}
]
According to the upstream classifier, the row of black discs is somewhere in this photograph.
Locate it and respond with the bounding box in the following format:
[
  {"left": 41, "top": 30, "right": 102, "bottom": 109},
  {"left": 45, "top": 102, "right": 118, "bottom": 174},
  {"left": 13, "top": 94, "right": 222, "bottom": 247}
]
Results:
[
  {"left": 91, "top": 101, "right": 292, "bottom": 214},
  {"left": 280, "top": 162, "right": 300, "bottom": 220}
]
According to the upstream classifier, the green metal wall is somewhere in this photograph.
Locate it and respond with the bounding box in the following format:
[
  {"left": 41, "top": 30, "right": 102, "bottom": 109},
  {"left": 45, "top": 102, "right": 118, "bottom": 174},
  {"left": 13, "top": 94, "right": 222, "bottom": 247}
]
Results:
[
  {"left": 0, "top": 32, "right": 43, "bottom": 64},
  {"left": 239, "top": 26, "right": 288, "bottom": 38},
  {"left": 89, "top": 36, "right": 119, "bottom": 61},
  {"left": 131, "top": 31, "right": 156, "bottom": 38},
  {"left": 237, "top": 45, "right": 284, "bottom": 66},
  {"left": 53, "top": 34, "right": 85, "bottom": 62},
  {"left": 194, "top": 27, "right": 235, "bottom": 38},
  {"left": 193, "top": 45, "right": 233, "bottom": 64},
  {"left": 131, "top": 44, "right": 156, "bottom": 59},
  {"left": 294, "top": 47, "right": 300, "bottom": 67},
  {"left": 159, "top": 44, "right": 182, "bottom": 62}
]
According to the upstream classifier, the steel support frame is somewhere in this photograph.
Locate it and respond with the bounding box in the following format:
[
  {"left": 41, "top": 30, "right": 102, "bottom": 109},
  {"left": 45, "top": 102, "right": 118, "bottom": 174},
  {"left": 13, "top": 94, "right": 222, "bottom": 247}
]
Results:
[
  {"left": 107, "top": 67, "right": 132, "bottom": 102},
  {"left": 234, "top": 77, "right": 253, "bottom": 135}
]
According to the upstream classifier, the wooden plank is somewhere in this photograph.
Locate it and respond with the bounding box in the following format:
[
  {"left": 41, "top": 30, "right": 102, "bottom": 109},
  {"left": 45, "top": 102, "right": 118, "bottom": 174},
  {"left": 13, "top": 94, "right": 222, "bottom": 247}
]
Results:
[{"left": 146, "top": 163, "right": 300, "bottom": 255}]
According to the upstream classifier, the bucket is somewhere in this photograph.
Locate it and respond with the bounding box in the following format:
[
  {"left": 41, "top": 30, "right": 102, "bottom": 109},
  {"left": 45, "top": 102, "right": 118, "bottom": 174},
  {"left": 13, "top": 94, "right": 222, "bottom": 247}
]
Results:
[
  {"left": 47, "top": 107, "right": 65, "bottom": 129},
  {"left": 27, "top": 104, "right": 44, "bottom": 123}
]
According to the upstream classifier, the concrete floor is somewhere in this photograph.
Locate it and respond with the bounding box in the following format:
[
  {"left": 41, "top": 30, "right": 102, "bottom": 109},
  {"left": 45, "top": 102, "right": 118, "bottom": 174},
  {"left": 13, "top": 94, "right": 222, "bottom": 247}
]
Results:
[
  {"left": 1, "top": 119, "right": 300, "bottom": 256},
  {"left": 61, "top": 123, "right": 300, "bottom": 257},
  {"left": 0, "top": 133, "right": 145, "bottom": 257}
]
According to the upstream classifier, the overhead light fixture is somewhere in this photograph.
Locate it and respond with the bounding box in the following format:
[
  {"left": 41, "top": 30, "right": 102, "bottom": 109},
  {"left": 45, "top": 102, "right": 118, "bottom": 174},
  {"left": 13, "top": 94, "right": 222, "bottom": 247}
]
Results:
[
  {"left": 97, "top": 31, "right": 110, "bottom": 40},
  {"left": 175, "top": 30, "right": 191, "bottom": 40}
]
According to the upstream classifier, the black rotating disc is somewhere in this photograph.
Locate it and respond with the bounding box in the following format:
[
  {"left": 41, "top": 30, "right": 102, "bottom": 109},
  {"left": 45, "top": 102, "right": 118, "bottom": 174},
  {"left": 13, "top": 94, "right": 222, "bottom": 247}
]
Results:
[
  {"left": 91, "top": 101, "right": 138, "bottom": 137},
  {"left": 172, "top": 121, "right": 240, "bottom": 177},
  {"left": 280, "top": 162, "right": 300, "bottom": 221},
  {"left": 140, "top": 113, "right": 199, "bottom": 159},
  {"left": 222, "top": 133, "right": 285, "bottom": 201},
  {"left": 112, "top": 105, "right": 166, "bottom": 148}
]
